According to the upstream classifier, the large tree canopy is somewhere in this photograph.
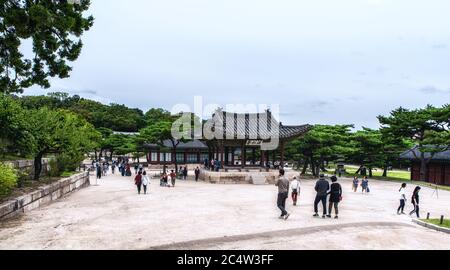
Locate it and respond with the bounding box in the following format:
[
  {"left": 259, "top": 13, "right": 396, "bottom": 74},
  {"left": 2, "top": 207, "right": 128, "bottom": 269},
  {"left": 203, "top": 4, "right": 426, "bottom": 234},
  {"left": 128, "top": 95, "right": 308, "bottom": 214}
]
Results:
[
  {"left": 0, "top": 0, "right": 93, "bottom": 94},
  {"left": 378, "top": 104, "right": 450, "bottom": 181}
]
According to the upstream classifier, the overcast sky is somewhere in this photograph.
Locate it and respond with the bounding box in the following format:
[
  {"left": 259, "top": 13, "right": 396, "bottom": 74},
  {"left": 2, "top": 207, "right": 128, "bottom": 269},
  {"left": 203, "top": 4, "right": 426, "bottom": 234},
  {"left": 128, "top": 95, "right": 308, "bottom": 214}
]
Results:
[{"left": 27, "top": 0, "right": 450, "bottom": 128}]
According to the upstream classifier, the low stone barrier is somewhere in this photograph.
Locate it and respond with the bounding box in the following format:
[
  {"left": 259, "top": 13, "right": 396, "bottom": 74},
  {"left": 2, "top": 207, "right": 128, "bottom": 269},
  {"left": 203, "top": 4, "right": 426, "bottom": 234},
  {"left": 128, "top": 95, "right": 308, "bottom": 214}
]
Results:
[
  {"left": 0, "top": 172, "right": 90, "bottom": 221},
  {"left": 4, "top": 159, "right": 50, "bottom": 180},
  {"left": 199, "top": 170, "right": 300, "bottom": 185},
  {"left": 412, "top": 219, "right": 450, "bottom": 234}
]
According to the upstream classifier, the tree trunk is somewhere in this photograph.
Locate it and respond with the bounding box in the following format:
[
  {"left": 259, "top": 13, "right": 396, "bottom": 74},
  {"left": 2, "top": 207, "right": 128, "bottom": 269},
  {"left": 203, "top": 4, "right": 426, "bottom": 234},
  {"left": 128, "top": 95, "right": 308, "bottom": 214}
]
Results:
[
  {"left": 34, "top": 152, "right": 43, "bottom": 181},
  {"left": 382, "top": 166, "right": 388, "bottom": 177},
  {"left": 310, "top": 157, "right": 317, "bottom": 176},
  {"left": 94, "top": 150, "right": 98, "bottom": 161},
  {"left": 110, "top": 151, "right": 113, "bottom": 161},
  {"left": 369, "top": 167, "right": 373, "bottom": 178},
  {"left": 173, "top": 147, "right": 178, "bottom": 174},
  {"left": 301, "top": 159, "right": 308, "bottom": 175},
  {"left": 319, "top": 156, "right": 325, "bottom": 172},
  {"left": 355, "top": 165, "right": 363, "bottom": 175}
]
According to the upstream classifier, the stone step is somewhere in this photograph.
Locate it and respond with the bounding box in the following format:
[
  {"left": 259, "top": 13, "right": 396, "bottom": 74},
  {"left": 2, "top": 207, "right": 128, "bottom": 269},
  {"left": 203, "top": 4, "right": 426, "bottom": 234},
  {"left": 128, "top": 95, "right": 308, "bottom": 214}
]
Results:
[{"left": 250, "top": 174, "right": 267, "bottom": 185}]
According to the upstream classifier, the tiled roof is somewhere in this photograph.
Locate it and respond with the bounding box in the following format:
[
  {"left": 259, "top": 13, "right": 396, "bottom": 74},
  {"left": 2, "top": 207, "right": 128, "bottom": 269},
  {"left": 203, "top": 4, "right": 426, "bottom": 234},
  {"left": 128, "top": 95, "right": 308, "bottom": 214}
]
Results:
[
  {"left": 207, "top": 110, "right": 311, "bottom": 140},
  {"left": 400, "top": 146, "right": 450, "bottom": 161}
]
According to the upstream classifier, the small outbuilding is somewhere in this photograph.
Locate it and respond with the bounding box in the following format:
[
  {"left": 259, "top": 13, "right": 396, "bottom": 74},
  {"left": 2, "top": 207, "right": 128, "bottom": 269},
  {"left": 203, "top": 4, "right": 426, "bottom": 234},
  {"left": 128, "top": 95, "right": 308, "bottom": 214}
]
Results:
[{"left": 400, "top": 147, "right": 450, "bottom": 186}]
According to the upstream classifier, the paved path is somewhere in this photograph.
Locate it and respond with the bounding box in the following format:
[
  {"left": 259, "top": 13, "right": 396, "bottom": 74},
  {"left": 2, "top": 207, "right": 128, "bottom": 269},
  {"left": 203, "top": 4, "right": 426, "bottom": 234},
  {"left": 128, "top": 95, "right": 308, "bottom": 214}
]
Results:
[{"left": 1, "top": 171, "right": 450, "bottom": 250}]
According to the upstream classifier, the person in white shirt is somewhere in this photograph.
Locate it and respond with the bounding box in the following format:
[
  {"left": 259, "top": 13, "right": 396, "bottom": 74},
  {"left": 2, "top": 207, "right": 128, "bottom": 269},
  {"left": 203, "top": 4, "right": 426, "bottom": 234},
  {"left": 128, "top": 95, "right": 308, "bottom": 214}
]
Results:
[
  {"left": 397, "top": 183, "right": 407, "bottom": 215},
  {"left": 142, "top": 171, "right": 150, "bottom": 195},
  {"left": 291, "top": 177, "right": 301, "bottom": 206}
]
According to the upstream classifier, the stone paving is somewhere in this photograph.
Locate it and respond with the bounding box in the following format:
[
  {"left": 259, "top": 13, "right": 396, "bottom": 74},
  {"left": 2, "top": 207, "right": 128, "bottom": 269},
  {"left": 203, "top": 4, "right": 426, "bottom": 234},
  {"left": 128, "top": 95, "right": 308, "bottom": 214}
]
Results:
[{"left": 1, "top": 170, "right": 449, "bottom": 250}]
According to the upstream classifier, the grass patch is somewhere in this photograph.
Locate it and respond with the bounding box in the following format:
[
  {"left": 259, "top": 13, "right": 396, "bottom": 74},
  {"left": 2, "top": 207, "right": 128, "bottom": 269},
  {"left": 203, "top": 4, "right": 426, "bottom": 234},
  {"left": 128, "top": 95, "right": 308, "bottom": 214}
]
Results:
[
  {"left": 421, "top": 219, "right": 450, "bottom": 229},
  {"left": 300, "top": 165, "right": 450, "bottom": 192}
]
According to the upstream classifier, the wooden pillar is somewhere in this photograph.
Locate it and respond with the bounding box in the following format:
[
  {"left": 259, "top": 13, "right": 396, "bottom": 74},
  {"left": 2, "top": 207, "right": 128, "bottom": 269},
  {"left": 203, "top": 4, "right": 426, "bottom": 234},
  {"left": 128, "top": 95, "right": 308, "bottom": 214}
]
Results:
[
  {"left": 220, "top": 141, "right": 225, "bottom": 168},
  {"left": 280, "top": 141, "right": 285, "bottom": 168},
  {"left": 231, "top": 148, "right": 235, "bottom": 166},
  {"left": 242, "top": 142, "right": 247, "bottom": 169},
  {"left": 224, "top": 147, "right": 229, "bottom": 166}
]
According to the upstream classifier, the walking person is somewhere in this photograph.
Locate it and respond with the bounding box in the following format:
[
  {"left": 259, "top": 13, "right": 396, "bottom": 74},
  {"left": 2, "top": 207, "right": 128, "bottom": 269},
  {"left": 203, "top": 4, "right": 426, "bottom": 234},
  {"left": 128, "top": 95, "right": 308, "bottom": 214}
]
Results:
[
  {"left": 111, "top": 163, "right": 116, "bottom": 174},
  {"left": 409, "top": 186, "right": 421, "bottom": 218},
  {"left": 352, "top": 176, "right": 359, "bottom": 192},
  {"left": 291, "top": 177, "right": 300, "bottom": 206},
  {"left": 275, "top": 169, "right": 290, "bottom": 220},
  {"left": 327, "top": 176, "right": 342, "bottom": 219},
  {"left": 361, "top": 176, "right": 369, "bottom": 193},
  {"left": 313, "top": 174, "right": 330, "bottom": 218},
  {"left": 125, "top": 163, "right": 132, "bottom": 176},
  {"left": 134, "top": 171, "right": 143, "bottom": 194},
  {"left": 195, "top": 167, "right": 200, "bottom": 182},
  {"left": 170, "top": 170, "right": 177, "bottom": 187},
  {"left": 183, "top": 166, "right": 188, "bottom": 180},
  {"left": 120, "top": 163, "right": 125, "bottom": 177},
  {"left": 96, "top": 163, "right": 102, "bottom": 180},
  {"left": 397, "top": 183, "right": 407, "bottom": 215},
  {"left": 142, "top": 171, "right": 149, "bottom": 195},
  {"left": 134, "top": 163, "right": 139, "bottom": 175}
]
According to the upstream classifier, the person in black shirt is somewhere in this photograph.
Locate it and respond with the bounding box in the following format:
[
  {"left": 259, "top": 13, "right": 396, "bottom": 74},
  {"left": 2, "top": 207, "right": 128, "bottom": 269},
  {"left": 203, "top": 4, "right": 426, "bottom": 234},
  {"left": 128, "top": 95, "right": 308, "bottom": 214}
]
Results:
[
  {"left": 409, "top": 186, "right": 421, "bottom": 218},
  {"left": 195, "top": 167, "right": 200, "bottom": 182},
  {"left": 313, "top": 174, "right": 330, "bottom": 218},
  {"left": 327, "top": 176, "right": 342, "bottom": 219}
]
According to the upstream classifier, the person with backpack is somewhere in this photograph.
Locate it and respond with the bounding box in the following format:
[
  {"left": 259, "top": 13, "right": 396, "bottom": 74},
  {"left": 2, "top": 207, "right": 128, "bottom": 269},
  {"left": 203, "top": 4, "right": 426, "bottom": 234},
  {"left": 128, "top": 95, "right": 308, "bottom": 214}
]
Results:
[
  {"left": 397, "top": 183, "right": 407, "bottom": 215},
  {"left": 134, "top": 171, "right": 143, "bottom": 194},
  {"left": 327, "top": 176, "right": 342, "bottom": 219},
  {"left": 361, "top": 176, "right": 369, "bottom": 193},
  {"left": 142, "top": 171, "right": 150, "bottom": 195},
  {"left": 409, "top": 186, "right": 421, "bottom": 218},
  {"left": 290, "top": 177, "right": 301, "bottom": 206},
  {"left": 313, "top": 174, "right": 330, "bottom": 218}
]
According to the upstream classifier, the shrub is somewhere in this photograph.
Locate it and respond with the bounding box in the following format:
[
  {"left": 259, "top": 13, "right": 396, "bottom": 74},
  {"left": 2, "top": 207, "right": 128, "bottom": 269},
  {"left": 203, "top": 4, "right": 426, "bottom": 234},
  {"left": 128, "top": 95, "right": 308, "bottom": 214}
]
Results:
[{"left": 0, "top": 163, "right": 18, "bottom": 196}]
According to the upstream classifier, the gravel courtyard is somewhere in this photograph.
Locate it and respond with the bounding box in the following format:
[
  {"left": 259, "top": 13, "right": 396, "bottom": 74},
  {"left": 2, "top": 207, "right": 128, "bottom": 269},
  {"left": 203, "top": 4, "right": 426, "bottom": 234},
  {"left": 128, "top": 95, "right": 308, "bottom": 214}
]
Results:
[{"left": 1, "top": 171, "right": 450, "bottom": 250}]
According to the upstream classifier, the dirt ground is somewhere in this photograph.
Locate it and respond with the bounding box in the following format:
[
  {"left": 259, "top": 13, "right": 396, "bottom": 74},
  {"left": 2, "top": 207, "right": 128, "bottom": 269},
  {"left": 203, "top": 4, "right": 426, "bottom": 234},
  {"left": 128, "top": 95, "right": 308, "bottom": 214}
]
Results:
[{"left": 1, "top": 170, "right": 449, "bottom": 250}]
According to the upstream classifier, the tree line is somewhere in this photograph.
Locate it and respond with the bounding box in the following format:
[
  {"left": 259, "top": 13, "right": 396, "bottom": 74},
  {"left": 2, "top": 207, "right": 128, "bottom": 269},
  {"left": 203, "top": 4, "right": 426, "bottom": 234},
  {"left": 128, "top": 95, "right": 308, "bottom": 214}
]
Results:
[{"left": 285, "top": 105, "right": 450, "bottom": 181}]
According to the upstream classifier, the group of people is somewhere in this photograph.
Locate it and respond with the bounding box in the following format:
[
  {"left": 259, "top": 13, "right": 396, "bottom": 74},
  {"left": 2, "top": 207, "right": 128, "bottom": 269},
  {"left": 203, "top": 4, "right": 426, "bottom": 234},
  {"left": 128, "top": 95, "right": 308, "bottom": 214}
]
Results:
[
  {"left": 275, "top": 171, "right": 424, "bottom": 221},
  {"left": 276, "top": 171, "right": 343, "bottom": 220},
  {"left": 398, "top": 183, "right": 422, "bottom": 218},
  {"left": 157, "top": 166, "right": 202, "bottom": 187},
  {"left": 134, "top": 170, "right": 150, "bottom": 194},
  {"left": 204, "top": 159, "right": 222, "bottom": 172},
  {"left": 352, "top": 176, "right": 370, "bottom": 193},
  {"left": 92, "top": 161, "right": 110, "bottom": 180}
]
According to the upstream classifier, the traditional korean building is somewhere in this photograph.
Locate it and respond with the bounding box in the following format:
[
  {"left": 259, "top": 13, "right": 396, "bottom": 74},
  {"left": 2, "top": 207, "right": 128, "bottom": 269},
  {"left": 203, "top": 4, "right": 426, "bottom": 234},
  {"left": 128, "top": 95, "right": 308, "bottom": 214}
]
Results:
[
  {"left": 400, "top": 147, "right": 450, "bottom": 186},
  {"left": 144, "top": 109, "right": 312, "bottom": 168}
]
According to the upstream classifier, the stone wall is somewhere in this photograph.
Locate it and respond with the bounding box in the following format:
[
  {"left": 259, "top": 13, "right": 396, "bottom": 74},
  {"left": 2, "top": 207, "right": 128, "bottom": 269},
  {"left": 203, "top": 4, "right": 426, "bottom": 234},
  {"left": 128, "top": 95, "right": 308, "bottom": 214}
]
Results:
[
  {"left": 199, "top": 169, "right": 300, "bottom": 185},
  {"left": 5, "top": 159, "right": 50, "bottom": 180},
  {"left": 0, "top": 172, "right": 90, "bottom": 221}
]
